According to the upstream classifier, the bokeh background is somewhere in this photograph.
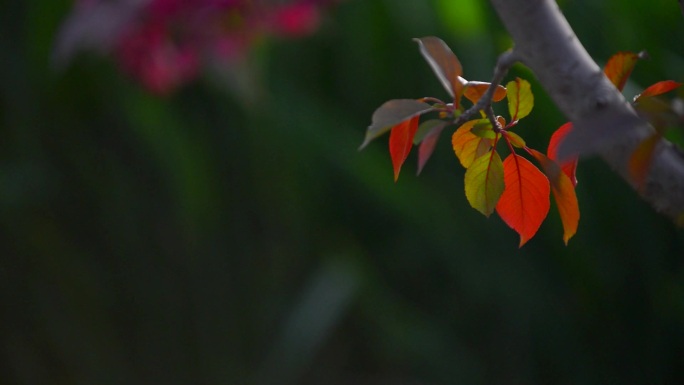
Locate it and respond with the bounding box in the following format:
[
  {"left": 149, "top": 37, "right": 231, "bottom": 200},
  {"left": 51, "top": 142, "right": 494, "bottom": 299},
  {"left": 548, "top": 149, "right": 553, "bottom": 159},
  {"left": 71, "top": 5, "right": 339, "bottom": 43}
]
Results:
[{"left": 2, "top": 0, "right": 684, "bottom": 384}]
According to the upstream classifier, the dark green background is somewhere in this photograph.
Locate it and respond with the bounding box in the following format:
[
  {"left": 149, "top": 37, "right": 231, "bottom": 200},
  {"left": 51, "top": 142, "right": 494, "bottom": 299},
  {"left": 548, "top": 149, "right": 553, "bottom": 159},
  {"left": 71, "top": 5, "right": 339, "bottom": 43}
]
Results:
[{"left": 2, "top": 0, "right": 684, "bottom": 384}]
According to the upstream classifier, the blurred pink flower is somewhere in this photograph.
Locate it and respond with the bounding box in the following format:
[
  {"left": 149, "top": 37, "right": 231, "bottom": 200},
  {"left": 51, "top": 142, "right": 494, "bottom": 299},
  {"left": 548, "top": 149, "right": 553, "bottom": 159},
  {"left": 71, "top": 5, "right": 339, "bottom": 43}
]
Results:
[
  {"left": 270, "top": 3, "right": 321, "bottom": 37},
  {"left": 55, "top": 0, "right": 339, "bottom": 95}
]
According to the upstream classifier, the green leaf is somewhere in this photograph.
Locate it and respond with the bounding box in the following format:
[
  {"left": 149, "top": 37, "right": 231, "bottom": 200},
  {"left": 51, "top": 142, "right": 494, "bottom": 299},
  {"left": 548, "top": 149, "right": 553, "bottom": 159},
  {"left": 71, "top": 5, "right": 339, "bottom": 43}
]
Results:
[
  {"left": 506, "top": 78, "right": 534, "bottom": 121},
  {"left": 505, "top": 131, "right": 526, "bottom": 148},
  {"left": 471, "top": 120, "right": 496, "bottom": 139},
  {"left": 360, "top": 99, "right": 433, "bottom": 149},
  {"left": 464, "top": 150, "right": 505, "bottom": 217}
]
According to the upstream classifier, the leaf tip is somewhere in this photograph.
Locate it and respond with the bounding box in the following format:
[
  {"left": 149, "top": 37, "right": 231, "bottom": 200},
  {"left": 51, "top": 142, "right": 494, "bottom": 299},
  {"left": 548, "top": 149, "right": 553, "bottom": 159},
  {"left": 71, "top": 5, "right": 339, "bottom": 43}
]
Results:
[
  {"left": 518, "top": 235, "right": 530, "bottom": 248},
  {"left": 562, "top": 231, "right": 576, "bottom": 246}
]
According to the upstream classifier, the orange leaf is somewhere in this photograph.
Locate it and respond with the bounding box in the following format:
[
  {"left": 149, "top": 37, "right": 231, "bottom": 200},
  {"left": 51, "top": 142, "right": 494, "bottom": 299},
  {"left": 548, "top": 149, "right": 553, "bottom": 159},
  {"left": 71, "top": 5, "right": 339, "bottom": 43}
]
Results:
[
  {"left": 547, "top": 122, "right": 578, "bottom": 187},
  {"left": 463, "top": 81, "right": 507, "bottom": 104},
  {"left": 495, "top": 154, "right": 550, "bottom": 247},
  {"left": 628, "top": 133, "right": 660, "bottom": 187},
  {"left": 603, "top": 51, "right": 642, "bottom": 91},
  {"left": 389, "top": 116, "right": 420, "bottom": 181},
  {"left": 633, "top": 80, "right": 683, "bottom": 103},
  {"left": 527, "top": 149, "right": 580, "bottom": 245},
  {"left": 452, "top": 120, "right": 493, "bottom": 168}
]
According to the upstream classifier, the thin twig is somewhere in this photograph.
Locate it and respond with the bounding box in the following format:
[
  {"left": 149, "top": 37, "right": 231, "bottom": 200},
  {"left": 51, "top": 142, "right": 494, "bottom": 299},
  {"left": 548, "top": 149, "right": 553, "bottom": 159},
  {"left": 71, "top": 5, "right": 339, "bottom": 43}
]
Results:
[{"left": 453, "top": 49, "right": 520, "bottom": 127}]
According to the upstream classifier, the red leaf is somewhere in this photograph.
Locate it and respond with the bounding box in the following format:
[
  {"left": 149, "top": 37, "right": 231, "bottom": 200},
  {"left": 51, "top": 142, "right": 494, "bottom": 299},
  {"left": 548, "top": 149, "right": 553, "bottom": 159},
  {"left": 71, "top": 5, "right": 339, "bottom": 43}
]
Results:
[
  {"left": 555, "top": 105, "right": 646, "bottom": 162},
  {"left": 389, "top": 116, "right": 420, "bottom": 181},
  {"left": 603, "top": 51, "right": 642, "bottom": 91},
  {"left": 547, "top": 122, "right": 578, "bottom": 187},
  {"left": 417, "top": 122, "right": 447, "bottom": 175},
  {"left": 633, "top": 80, "right": 683, "bottom": 103},
  {"left": 628, "top": 133, "right": 660, "bottom": 187},
  {"left": 495, "top": 154, "right": 550, "bottom": 247},
  {"left": 527, "top": 149, "right": 580, "bottom": 245}
]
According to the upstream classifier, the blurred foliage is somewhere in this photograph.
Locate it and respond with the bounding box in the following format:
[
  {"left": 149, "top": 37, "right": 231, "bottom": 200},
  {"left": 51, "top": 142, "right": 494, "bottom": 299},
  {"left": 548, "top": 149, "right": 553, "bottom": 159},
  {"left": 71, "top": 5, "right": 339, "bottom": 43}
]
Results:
[{"left": 1, "top": 0, "right": 684, "bottom": 384}]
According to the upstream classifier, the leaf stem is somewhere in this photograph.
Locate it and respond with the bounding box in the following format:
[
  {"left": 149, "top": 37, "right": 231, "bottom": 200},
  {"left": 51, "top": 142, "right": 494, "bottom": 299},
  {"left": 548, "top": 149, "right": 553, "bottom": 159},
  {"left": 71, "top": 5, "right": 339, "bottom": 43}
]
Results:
[
  {"left": 419, "top": 96, "right": 447, "bottom": 105},
  {"left": 503, "top": 131, "right": 517, "bottom": 157}
]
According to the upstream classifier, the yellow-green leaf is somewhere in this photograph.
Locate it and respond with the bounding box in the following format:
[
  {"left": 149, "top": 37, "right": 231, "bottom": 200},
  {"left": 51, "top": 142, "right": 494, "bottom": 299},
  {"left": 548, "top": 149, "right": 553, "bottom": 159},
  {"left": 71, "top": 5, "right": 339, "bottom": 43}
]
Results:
[
  {"left": 471, "top": 120, "right": 496, "bottom": 139},
  {"left": 506, "top": 78, "right": 534, "bottom": 121},
  {"left": 505, "top": 131, "right": 526, "bottom": 148},
  {"left": 464, "top": 150, "right": 505, "bottom": 217},
  {"left": 452, "top": 120, "right": 493, "bottom": 168}
]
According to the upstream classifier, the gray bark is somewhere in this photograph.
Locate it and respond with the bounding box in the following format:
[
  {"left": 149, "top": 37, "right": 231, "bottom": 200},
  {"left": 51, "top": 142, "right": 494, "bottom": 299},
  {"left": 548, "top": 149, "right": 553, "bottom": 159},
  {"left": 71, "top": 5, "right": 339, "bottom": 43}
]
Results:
[{"left": 490, "top": 0, "right": 684, "bottom": 223}]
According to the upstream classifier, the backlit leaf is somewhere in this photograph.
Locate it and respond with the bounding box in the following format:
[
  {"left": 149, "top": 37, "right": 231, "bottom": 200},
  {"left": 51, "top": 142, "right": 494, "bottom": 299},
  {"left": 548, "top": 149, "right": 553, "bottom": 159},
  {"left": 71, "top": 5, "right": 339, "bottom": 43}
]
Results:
[
  {"left": 495, "top": 154, "right": 550, "bottom": 247},
  {"left": 527, "top": 149, "right": 579, "bottom": 245},
  {"left": 452, "top": 120, "right": 493, "bottom": 168},
  {"left": 463, "top": 81, "right": 507, "bottom": 104},
  {"left": 505, "top": 131, "right": 526, "bottom": 148},
  {"left": 464, "top": 150, "right": 505, "bottom": 217},
  {"left": 506, "top": 78, "right": 534, "bottom": 121},
  {"left": 414, "top": 37, "right": 463, "bottom": 100},
  {"left": 360, "top": 99, "right": 433, "bottom": 149},
  {"left": 471, "top": 120, "right": 496, "bottom": 139},
  {"left": 496, "top": 116, "right": 506, "bottom": 129},
  {"left": 633, "top": 80, "right": 683, "bottom": 103},
  {"left": 547, "top": 122, "right": 578, "bottom": 187},
  {"left": 416, "top": 120, "right": 448, "bottom": 175},
  {"left": 634, "top": 96, "right": 680, "bottom": 133},
  {"left": 389, "top": 116, "right": 420, "bottom": 181},
  {"left": 413, "top": 119, "right": 446, "bottom": 144},
  {"left": 603, "top": 51, "right": 642, "bottom": 91},
  {"left": 628, "top": 133, "right": 660, "bottom": 187}
]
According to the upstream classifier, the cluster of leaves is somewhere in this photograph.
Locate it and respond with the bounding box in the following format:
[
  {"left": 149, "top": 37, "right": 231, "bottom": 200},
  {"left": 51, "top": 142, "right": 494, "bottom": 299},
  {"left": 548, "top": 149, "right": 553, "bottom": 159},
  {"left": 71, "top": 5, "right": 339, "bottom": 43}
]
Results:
[
  {"left": 360, "top": 37, "right": 577, "bottom": 247},
  {"left": 601, "top": 52, "right": 682, "bottom": 187},
  {"left": 556, "top": 51, "right": 682, "bottom": 192},
  {"left": 360, "top": 37, "right": 682, "bottom": 247}
]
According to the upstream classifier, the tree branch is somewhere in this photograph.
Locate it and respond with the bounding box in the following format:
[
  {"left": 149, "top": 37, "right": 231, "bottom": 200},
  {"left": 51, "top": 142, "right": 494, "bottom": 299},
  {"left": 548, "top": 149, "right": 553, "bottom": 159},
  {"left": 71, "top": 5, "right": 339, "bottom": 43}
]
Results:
[{"left": 490, "top": 0, "right": 684, "bottom": 223}]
